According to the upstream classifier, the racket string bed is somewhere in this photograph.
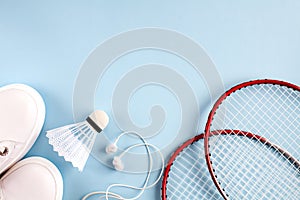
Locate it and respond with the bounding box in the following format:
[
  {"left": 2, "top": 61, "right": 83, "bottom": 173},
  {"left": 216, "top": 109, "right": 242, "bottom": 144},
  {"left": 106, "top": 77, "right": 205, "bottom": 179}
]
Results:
[
  {"left": 183, "top": 146, "right": 218, "bottom": 199},
  {"left": 209, "top": 134, "right": 300, "bottom": 199},
  {"left": 212, "top": 88, "right": 300, "bottom": 161},
  {"left": 205, "top": 80, "right": 300, "bottom": 200},
  {"left": 169, "top": 146, "right": 209, "bottom": 199},
  {"left": 164, "top": 135, "right": 223, "bottom": 200}
]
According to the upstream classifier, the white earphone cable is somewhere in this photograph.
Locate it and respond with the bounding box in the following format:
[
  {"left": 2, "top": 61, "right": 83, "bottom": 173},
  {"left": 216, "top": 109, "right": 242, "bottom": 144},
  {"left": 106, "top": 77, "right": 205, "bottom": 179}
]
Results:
[{"left": 82, "top": 131, "right": 164, "bottom": 200}]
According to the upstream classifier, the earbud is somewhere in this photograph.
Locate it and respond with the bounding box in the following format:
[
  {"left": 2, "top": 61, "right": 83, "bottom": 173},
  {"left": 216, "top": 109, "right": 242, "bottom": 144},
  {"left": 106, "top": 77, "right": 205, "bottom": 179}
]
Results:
[
  {"left": 106, "top": 143, "right": 118, "bottom": 154},
  {"left": 112, "top": 156, "right": 124, "bottom": 171}
]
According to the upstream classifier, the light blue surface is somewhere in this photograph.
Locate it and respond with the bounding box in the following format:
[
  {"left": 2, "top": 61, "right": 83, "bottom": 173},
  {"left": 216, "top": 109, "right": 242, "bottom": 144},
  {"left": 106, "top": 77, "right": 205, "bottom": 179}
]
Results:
[{"left": 1, "top": 1, "right": 300, "bottom": 199}]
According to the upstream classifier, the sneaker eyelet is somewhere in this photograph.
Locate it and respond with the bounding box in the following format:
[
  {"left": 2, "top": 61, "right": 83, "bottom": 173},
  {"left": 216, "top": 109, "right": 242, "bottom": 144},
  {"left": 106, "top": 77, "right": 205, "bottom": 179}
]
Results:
[{"left": 0, "top": 147, "right": 9, "bottom": 156}]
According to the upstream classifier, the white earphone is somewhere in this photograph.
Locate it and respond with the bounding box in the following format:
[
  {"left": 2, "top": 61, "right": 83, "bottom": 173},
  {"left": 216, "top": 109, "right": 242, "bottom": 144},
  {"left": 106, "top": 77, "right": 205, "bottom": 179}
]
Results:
[
  {"left": 82, "top": 131, "right": 164, "bottom": 200},
  {"left": 105, "top": 143, "right": 118, "bottom": 154},
  {"left": 106, "top": 131, "right": 154, "bottom": 171},
  {"left": 112, "top": 156, "right": 124, "bottom": 171}
]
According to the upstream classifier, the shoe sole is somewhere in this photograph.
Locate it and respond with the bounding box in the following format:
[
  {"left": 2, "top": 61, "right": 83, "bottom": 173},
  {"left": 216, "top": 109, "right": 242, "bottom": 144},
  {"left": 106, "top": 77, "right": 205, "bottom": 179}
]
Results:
[
  {"left": 1, "top": 156, "right": 63, "bottom": 200},
  {"left": 0, "top": 84, "right": 46, "bottom": 174}
]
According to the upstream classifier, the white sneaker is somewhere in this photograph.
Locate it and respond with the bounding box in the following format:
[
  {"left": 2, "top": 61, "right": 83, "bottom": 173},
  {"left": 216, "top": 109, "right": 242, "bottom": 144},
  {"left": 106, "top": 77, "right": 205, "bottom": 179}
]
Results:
[
  {"left": 0, "top": 84, "right": 45, "bottom": 174},
  {"left": 0, "top": 157, "right": 63, "bottom": 200}
]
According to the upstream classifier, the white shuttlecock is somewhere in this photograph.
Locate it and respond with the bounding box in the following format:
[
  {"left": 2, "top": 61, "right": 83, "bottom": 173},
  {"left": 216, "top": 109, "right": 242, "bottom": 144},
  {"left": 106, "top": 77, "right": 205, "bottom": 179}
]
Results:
[{"left": 46, "top": 110, "right": 109, "bottom": 172}]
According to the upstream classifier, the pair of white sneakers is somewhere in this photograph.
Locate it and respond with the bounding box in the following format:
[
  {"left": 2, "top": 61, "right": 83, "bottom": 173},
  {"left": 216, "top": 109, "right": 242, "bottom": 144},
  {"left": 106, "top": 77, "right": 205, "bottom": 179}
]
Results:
[{"left": 0, "top": 84, "right": 63, "bottom": 200}]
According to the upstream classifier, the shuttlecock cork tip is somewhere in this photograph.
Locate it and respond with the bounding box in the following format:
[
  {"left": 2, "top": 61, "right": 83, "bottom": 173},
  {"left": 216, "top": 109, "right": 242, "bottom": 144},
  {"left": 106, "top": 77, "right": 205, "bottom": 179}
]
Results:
[{"left": 87, "top": 110, "right": 109, "bottom": 132}]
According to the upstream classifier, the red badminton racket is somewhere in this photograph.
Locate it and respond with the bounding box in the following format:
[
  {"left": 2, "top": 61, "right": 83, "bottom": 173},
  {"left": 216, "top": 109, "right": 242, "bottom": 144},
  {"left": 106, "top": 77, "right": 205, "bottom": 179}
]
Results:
[{"left": 204, "top": 79, "right": 300, "bottom": 199}]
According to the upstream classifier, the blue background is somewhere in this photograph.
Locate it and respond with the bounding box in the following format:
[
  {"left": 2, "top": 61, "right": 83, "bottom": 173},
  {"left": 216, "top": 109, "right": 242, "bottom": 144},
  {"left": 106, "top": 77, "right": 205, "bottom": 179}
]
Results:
[{"left": 1, "top": 1, "right": 300, "bottom": 199}]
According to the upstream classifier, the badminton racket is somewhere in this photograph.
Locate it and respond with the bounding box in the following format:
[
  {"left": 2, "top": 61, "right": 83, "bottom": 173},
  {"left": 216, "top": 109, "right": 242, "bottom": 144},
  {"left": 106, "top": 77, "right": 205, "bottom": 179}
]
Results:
[{"left": 204, "top": 79, "right": 300, "bottom": 199}]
